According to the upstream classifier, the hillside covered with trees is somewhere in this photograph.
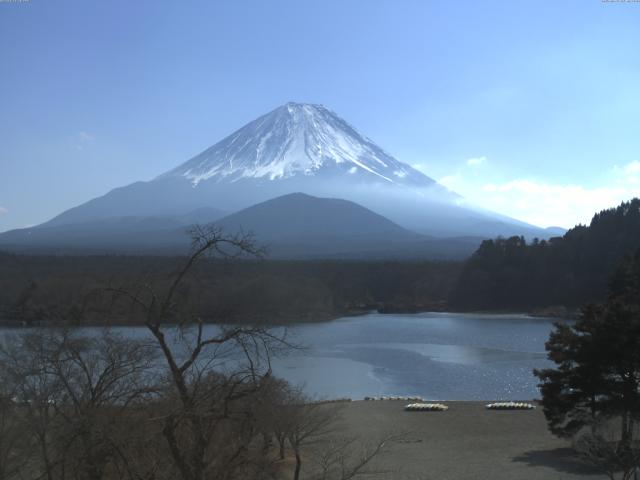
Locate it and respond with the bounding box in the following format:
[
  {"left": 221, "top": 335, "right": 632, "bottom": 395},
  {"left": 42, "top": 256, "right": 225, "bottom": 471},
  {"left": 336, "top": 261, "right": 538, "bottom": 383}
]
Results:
[
  {"left": 2, "top": 199, "right": 640, "bottom": 325},
  {"left": 0, "top": 253, "right": 459, "bottom": 326},
  {"left": 450, "top": 198, "right": 640, "bottom": 311}
]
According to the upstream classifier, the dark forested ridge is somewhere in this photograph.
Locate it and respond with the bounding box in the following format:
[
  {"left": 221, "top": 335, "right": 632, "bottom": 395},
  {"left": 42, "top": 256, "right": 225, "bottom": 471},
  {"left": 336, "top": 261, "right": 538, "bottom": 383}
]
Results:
[
  {"left": 2, "top": 199, "right": 639, "bottom": 325},
  {"left": 0, "top": 193, "right": 483, "bottom": 260},
  {"left": 449, "top": 198, "right": 640, "bottom": 311},
  {"left": 0, "top": 253, "right": 460, "bottom": 326}
]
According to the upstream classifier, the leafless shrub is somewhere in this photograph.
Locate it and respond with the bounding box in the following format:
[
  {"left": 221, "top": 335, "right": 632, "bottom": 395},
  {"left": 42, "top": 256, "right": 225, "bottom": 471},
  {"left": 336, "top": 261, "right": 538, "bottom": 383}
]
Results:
[{"left": 574, "top": 421, "right": 640, "bottom": 480}]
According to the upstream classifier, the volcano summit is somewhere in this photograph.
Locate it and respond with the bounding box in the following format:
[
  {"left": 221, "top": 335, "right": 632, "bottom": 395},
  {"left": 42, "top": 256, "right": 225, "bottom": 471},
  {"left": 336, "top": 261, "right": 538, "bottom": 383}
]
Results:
[
  {"left": 0, "top": 103, "right": 559, "bottom": 256},
  {"left": 161, "top": 102, "right": 437, "bottom": 189}
]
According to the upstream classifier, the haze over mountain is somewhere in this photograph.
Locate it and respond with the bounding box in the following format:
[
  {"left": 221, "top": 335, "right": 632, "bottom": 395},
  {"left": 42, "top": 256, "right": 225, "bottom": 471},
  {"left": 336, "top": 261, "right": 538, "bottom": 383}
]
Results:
[
  {"left": 0, "top": 103, "right": 562, "bottom": 256},
  {"left": 40, "top": 103, "right": 456, "bottom": 229},
  {"left": 0, "top": 193, "right": 483, "bottom": 259},
  {"left": 215, "top": 193, "right": 482, "bottom": 259},
  {"left": 0, "top": 207, "right": 226, "bottom": 253}
]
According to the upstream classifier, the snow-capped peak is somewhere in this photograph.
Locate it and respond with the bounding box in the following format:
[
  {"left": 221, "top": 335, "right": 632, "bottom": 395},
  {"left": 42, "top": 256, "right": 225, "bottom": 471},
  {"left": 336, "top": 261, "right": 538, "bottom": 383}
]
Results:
[{"left": 159, "top": 102, "right": 436, "bottom": 188}]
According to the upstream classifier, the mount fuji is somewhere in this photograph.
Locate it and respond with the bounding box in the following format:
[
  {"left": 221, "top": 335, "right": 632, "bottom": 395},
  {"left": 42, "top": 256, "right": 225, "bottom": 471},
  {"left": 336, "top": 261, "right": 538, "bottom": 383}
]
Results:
[
  {"left": 0, "top": 102, "right": 560, "bottom": 256},
  {"left": 161, "top": 102, "right": 438, "bottom": 189}
]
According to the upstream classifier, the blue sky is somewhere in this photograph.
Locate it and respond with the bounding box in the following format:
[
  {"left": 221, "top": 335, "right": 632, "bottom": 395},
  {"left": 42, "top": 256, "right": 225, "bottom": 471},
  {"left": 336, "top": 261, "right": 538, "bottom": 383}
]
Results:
[{"left": 1, "top": 0, "right": 639, "bottom": 231}]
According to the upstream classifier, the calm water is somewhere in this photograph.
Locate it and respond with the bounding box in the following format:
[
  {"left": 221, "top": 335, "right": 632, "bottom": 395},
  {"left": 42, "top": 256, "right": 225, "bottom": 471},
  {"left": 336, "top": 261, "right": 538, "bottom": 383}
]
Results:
[
  {"left": 2, "top": 312, "right": 564, "bottom": 401},
  {"left": 270, "top": 312, "right": 562, "bottom": 401}
]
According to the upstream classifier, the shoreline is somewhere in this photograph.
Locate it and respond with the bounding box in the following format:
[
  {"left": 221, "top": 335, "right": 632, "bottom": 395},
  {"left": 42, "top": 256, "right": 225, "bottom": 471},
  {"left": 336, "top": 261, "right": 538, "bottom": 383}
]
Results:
[
  {"left": 0, "top": 307, "right": 575, "bottom": 329},
  {"left": 332, "top": 400, "right": 604, "bottom": 479}
]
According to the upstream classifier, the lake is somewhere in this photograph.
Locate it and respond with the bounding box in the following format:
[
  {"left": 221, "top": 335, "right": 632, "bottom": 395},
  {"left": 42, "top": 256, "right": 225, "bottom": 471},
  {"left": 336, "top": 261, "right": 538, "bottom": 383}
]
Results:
[
  {"left": 271, "top": 312, "right": 561, "bottom": 401},
  {"left": 1, "top": 312, "right": 564, "bottom": 401}
]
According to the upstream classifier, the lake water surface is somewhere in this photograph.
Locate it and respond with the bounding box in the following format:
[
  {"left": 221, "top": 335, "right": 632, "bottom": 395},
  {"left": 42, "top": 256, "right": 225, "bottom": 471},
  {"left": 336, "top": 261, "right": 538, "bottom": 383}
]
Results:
[
  {"left": 271, "top": 312, "right": 562, "bottom": 401},
  {"left": 2, "top": 312, "right": 564, "bottom": 401}
]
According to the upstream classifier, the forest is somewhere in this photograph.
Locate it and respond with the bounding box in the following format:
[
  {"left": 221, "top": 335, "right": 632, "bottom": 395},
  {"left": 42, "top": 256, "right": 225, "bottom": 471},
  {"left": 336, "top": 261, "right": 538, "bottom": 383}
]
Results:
[
  {"left": 0, "top": 252, "right": 460, "bottom": 326},
  {"left": 1, "top": 198, "right": 640, "bottom": 326},
  {"left": 449, "top": 198, "right": 640, "bottom": 312},
  {"left": 0, "top": 228, "right": 397, "bottom": 480}
]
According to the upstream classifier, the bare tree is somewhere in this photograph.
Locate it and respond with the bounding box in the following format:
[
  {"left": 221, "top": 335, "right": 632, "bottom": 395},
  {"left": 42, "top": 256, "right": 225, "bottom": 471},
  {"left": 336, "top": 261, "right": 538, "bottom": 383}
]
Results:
[
  {"left": 0, "top": 388, "right": 31, "bottom": 480},
  {"left": 108, "top": 226, "right": 290, "bottom": 480},
  {"left": 279, "top": 392, "right": 400, "bottom": 480},
  {"left": 1, "top": 330, "right": 65, "bottom": 480},
  {"left": 310, "top": 433, "right": 399, "bottom": 480},
  {"left": 575, "top": 423, "right": 640, "bottom": 480},
  {"left": 285, "top": 398, "right": 343, "bottom": 480},
  {"left": 252, "top": 376, "right": 299, "bottom": 461},
  {"left": 0, "top": 226, "right": 398, "bottom": 480},
  {"left": 0, "top": 329, "right": 158, "bottom": 480}
]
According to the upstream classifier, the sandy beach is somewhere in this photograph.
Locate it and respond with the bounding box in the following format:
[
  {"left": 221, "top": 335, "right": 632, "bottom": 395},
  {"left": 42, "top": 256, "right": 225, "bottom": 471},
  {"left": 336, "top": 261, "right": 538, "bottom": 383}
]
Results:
[{"left": 328, "top": 400, "right": 606, "bottom": 480}]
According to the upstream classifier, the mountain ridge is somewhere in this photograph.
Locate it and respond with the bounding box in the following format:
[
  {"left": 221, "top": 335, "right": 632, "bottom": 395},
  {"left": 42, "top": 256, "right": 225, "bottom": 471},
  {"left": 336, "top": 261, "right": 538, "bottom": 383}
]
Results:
[
  {"left": 11, "top": 102, "right": 557, "bottom": 241},
  {"left": 0, "top": 193, "right": 483, "bottom": 259},
  {"left": 159, "top": 102, "right": 440, "bottom": 189}
]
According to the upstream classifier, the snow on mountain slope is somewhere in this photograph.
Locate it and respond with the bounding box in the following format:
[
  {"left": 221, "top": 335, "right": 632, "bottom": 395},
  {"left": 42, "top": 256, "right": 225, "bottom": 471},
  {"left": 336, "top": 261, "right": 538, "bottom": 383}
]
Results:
[
  {"left": 24, "top": 101, "right": 548, "bottom": 240},
  {"left": 159, "top": 102, "right": 436, "bottom": 188}
]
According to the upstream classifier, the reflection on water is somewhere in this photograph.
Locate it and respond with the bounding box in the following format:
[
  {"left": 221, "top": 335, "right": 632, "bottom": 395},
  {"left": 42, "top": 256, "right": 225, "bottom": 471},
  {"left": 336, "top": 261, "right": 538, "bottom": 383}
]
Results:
[
  {"left": 270, "top": 312, "right": 564, "bottom": 401},
  {"left": 1, "top": 312, "right": 565, "bottom": 401}
]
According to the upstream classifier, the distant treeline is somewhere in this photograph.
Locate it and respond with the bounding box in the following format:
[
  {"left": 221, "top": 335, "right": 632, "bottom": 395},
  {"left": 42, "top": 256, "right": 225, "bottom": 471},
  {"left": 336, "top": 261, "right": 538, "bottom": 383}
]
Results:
[
  {"left": 0, "top": 254, "right": 460, "bottom": 326},
  {"left": 2, "top": 198, "right": 640, "bottom": 324},
  {"left": 449, "top": 198, "right": 640, "bottom": 312}
]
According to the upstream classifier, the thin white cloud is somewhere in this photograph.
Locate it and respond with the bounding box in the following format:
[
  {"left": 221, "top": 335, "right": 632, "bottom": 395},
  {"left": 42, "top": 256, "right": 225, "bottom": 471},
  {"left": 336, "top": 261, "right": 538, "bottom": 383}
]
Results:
[
  {"left": 439, "top": 174, "right": 460, "bottom": 188},
  {"left": 439, "top": 160, "right": 640, "bottom": 229},
  {"left": 466, "top": 156, "right": 486, "bottom": 167},
  {"left": 623, "top": 160, "right": 640, "bottom": 175},
  {"left": 72, "top": 131, "right": 95, "bottom": 151},
  {"left": 612, "top": 160, "right": 638, "bottom": 184},
  {"left": 438, "top": 155, "right": 486, "bottom": 189},
  {"left": 0, "top": 206, "right": 7, "bottom": 216},
  {"left": 478, "top": 180, "right": 631, "bottom": 228},
  {"left": 411, "top": 163, "right": 429, "bottom": 174},
  {"left": 611, "top": 160, "right": 640, "bottom": 186}
]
